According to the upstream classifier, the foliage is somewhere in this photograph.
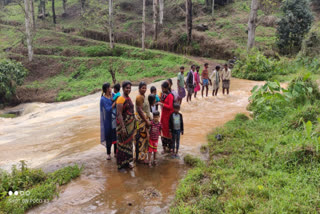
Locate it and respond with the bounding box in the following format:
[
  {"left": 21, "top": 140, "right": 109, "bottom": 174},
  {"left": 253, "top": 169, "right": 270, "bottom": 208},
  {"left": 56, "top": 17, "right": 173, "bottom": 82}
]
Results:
[
  {"left": 0, "top": 161, "right": 82, "bottom": 213},
  {"left": 0, "top": 60, "right": 27, "bottom": 104},
  {"left": 232, "top": 50, "right": 277, "bottom": 80},
  {"left": 276, "top": 0, "right": 313, "bottom": 55},
  {"left": 172, "top": 76, "right": 320, "bottom": 213}
]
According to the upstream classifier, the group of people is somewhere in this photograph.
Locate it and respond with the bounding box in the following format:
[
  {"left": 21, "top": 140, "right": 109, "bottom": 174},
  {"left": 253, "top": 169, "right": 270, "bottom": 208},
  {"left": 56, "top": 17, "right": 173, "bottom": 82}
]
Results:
[
  {"left": 100, "top": 79, "right": 184, "bottom": 171},
  {"left": 100, "top": 62, "right": 231, "bottom": 171},
  {"left": 177, "top": 63, "right": 232, "bottom": 103}
]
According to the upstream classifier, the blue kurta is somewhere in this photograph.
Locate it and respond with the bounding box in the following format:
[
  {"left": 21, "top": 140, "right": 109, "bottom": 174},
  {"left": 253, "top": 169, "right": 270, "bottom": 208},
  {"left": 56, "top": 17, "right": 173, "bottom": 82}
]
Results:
[{"left": 100, "top": 96, "right": 116, "bottom": 147}]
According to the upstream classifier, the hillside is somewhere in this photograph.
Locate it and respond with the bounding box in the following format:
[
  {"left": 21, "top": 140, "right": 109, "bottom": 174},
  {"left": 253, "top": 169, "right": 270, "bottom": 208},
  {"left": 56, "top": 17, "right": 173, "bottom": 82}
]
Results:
[{"left": 0, "top": 0, "right": 319, "bottom": 104}]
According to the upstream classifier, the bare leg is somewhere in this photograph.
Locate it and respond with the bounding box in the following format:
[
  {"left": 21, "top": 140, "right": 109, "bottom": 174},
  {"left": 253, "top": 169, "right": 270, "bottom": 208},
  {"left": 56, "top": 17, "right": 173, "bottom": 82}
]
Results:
[
  {"left": 154, "top": 152, "right": 157, "bottom": 165},
  {"left": 212, "top": 89, "right": 215, "bottom": 96},
  {"left": 206, "top": 86, "right": 209, "bottom": 97},
  {"left": 227, "top": 88, "right": 229, "bottom": 95},
  {"left": 215, "top": 89, "right": 219, "bottom": 96},
  {"left": 201, "top": 86, "right": 204, "bottom": 97},
  {"left": 148, "top": 152, "right": 152, "bottom": 166}
]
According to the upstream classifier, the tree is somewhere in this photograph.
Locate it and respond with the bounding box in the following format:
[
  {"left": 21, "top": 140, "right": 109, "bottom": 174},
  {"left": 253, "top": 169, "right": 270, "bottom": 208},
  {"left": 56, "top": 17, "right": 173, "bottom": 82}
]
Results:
[
  {"left": 142, "top": 0, "right": 146, "bottom": 51},
  {"left": 109, "top": 0, "right": 114, "bottom": 49},
  {"left": 153, "top": 0, "right": 159, "bottom": 41},
  {"left": 212, "top": 0, "right": 215, "bottom": 17},
  {"left": 247, "top": 0, "right": 259, "bottom": 50},
  {"left": 186, "top": 0, "right": 192, "bottom": 45},
  {"left": 62, "top": 0, "right": 67, "bottom": 15},
  {"left": 31, "top": 0, "right": 35, "bottom": 30},
  {"left": 0, "top": 60, "right": 27, "bottom": 103},
  {"left": 159, "top": 0, "right": 164, "bottom": 25},
  {"left": 24, "top": 0, "right": 33, "bottom": 61},
  {"left": 39, "top": 0, "right": 46, "bottom": 18},
  {"left": 52, "top": 0, "right": 56, "bottom": 24},
  {"left": 80, "top": 0, "right": 85, "bottom": 15},
  {"left": 276, "top": 0, "right": 313, "bottom": 55}
]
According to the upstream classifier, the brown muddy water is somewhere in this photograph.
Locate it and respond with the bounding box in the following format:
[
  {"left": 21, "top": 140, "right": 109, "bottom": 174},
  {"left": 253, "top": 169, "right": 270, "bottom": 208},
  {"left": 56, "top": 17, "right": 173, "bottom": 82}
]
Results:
[{"left": 0, "top": 78, "right": 262, "bottom": 214}]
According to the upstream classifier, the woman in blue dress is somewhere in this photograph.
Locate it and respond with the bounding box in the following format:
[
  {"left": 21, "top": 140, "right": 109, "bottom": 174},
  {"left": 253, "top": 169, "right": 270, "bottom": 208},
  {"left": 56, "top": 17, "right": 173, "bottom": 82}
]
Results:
[{"left": 100, "top": 83, "right": 117, "bottom": 160}]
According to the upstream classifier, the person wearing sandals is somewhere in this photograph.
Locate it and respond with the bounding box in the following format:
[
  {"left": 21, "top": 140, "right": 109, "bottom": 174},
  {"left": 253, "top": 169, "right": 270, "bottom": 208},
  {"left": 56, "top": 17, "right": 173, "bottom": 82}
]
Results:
[
  {"left": 100, "top": 83, "right": 117, "bottom": 160},
  {"left": 148, "top": 111, "right": 162, "bottom": 167},
  {"left": 169, "top": 103, "right": 184, "bottom": 157},
  {"left": 116, "top": 81, "right": 135, "bottom": 171}
]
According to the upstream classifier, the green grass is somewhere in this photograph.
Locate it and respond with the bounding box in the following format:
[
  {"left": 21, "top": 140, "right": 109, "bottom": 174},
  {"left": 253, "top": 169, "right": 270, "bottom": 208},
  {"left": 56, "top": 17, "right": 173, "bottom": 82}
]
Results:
[
  {"left": 0, "top": 161, "right": 82, "bottom": 214},
  {"left": 171, "top": 75, "right": 320, "bottom": 213},
  {"left": 0, "top": 113, "right": 17, "bottom": 118}
]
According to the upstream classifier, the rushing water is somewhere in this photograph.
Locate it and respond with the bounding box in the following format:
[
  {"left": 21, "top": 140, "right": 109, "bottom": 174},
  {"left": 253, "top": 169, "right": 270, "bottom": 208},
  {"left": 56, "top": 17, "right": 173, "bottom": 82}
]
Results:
[{"left": 0, "top": 77, "right": 262, "bottom": 213}]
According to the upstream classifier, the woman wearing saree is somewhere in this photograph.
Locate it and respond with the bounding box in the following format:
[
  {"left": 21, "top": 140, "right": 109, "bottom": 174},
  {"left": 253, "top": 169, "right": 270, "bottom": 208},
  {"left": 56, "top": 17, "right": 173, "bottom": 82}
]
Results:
[
  {"left": 158, "top": 81, "right": 174, "bottom": 153},
  {"left": 135, "top": 82, "right": 151, "bottom": 163},
  {"left": 100, "top": 83, "right": 117, "bottom": 160},
  {"left": 194, "top": 66, "right": 201, "bottom": 98},
  {"left": 116, "top": 81, "right": 135, "bottom": 170}
]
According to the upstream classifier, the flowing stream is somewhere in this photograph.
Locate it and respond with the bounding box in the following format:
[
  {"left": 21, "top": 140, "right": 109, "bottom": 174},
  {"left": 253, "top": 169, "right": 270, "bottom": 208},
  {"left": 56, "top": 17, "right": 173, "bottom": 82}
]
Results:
[{"left": 0, "top": 77, "right": 262, "bottom": 213}]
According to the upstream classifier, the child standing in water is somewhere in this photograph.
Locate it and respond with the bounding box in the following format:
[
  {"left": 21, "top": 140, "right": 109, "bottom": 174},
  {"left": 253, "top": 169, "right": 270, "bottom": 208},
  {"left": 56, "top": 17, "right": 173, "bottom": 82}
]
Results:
[
  {"left": 169, "top": 103, "right": 184, "bottom": 157},
  {"left": 148, "top": 111, "right": 162, "bottom": 167},
  {"left": 194, "top": 66, "right": 201, "bottom": 98},
  {"left": 148, "top": 94, "right": 157, "bottom": 116}
]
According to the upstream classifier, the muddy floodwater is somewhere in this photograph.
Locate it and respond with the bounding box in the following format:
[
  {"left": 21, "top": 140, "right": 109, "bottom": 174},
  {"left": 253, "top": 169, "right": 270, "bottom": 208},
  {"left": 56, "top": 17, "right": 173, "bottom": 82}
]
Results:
[{"left": 0, "top": 77, "right": 262, "bottom": 213}]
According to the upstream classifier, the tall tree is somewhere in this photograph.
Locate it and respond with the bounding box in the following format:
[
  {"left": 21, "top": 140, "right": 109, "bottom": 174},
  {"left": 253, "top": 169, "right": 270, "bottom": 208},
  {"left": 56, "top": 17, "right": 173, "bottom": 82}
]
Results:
[
  {"left": 109, "top": 0, "right": 114, "bottom": 49},
  {"left": 24, "top": 0, "right": 33, "bottom": 61},
  {"left": 186, "top": 0, "right": 192, "bottom": 45},
  {"left": 62, "top": 0, "right": 67, "bottom": 14},
  {"left": 153, "top": 0, "right": 159, "bottom": 41},
  {"left": 142, "top": 0, "right": 146, "bottom": 51},
  {"left": 247, "top": 0, "right": 259, "bottom": 50},
  {"left": 276, "top": 0, "right": 313, "bottom": 55},
  {"left": 80, "top": 0, "right": 85, "bottom": 15},
  {"left": 39, "top": 0, "right": 46, "bottom": 18},
  {"left": 205, "top": 0, "right": 209, "bottom": 7},
  {"left": 212, "top": 0, "right": 215, "bottom": 17},
  {"left": 52, "top": 0, "right": 56, "bottom": 24},
  {"left": 159, "top": 0, "right": 164, "bottom": 25},
  {"left": 31, "top": 0, "right": 35, "bottom": 30}
]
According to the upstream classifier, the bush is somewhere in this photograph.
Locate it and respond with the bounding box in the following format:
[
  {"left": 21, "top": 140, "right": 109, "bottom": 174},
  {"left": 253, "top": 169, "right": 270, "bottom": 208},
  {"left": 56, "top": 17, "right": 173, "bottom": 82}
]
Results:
[
  {"left": 0, "top": 60, "right": 27, "bottom": 104},
  {"left": 276, "top": 0, "right": 313, "bottom": 55},
  {"left": 232, "top": 50, "right": 276, "bottom": 80}
]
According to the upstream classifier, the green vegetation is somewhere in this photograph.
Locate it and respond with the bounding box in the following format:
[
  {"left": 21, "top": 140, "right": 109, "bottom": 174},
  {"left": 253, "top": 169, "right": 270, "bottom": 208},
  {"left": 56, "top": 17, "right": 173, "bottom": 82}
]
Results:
[
  {"left": 232, "top": 50, "right": 320, "bottom": 81},
  {"left": 0, "top": 161, "right": 82, "bottom": 214},
  {"left": 276, "top": 0, "right": 313, "bottom": 55},
  {"left": 172, "top": 75, "right": 320, "bottom": 213},
  {"left": 0, "top": 60, "right": 27, "bottom": 104},
  {"left": 0, "top": 113, "right": 17, "bottom": 118}
]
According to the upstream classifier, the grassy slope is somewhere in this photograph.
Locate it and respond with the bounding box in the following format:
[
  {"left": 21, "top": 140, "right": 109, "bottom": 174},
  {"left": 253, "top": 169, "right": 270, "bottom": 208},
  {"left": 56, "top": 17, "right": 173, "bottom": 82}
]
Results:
[{"left": 171, "top": 81, "right": 320, "bottom": 213}]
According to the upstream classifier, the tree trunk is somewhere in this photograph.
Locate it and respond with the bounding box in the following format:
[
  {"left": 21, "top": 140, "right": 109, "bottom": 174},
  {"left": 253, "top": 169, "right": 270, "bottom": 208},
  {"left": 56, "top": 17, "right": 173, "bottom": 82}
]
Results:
[
  {"left": 186, "top": 0, "right": 192, "bottom": 45},
  {"left": 24, "top": 0, "right": 33, "bottom": 61},
  {"left": 109, "top": 0, "right": 114, "bottom": 49},
  {"left": 80, "top": 0, "right": 85, "bottom": 15},
  {"left": 31, "top": 0, "right": 35, "bottom": 30},
  {"left": 212, "top": 0, "right": 215, "bottom": 17},
  {"left": 39, "top": 0, "right": 46, "bottom": 17},
  {"left": 142, "top": 0, "right": 146, "bottom": 51},
  {"left": 205, "top": 0, "right": 209, "bottom": 7},
  {"left": 159, "top": 0, "right": 164, "bottom": 25},
  {"left": 52, "top": 0, "right": 56, "bottom": 24},
  {"left": 247, "top": 0, "right": 259, "bottom": 50},
  {"left": 63, "top": 0, "right": 67, "bottom": 14},
  {"left": 153, "top": 0, "right": 159, "bottom": 41}
]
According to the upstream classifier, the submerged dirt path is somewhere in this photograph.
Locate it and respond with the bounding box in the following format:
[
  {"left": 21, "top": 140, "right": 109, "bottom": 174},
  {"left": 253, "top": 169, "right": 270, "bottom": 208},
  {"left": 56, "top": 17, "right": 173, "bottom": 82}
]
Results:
[{"left": 0, "top": 64, "right": 263, "bottom": 213}]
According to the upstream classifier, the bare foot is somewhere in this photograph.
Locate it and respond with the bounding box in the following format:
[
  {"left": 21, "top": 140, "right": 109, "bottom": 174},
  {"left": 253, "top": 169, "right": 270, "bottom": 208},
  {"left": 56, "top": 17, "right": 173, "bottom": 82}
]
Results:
[{"left": 106, "top": 154, "right": 111, "bottom": 160}]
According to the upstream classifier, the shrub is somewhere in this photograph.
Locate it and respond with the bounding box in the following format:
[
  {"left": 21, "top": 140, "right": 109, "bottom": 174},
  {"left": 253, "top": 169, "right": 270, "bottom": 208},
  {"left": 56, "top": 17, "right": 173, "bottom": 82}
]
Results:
[
  {"left": 0, "top": 60, "right": 27, "bottom": 104},
  {"left": 232, "top": 50, "right": 276, "bottom": 80},
  {"left": 276, "top": 0, "right": 313, "bottom": 55}
]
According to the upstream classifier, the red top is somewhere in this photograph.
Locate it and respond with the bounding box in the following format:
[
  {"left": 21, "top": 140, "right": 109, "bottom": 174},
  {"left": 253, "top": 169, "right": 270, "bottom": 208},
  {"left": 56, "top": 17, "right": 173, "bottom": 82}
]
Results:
[
  {"left": 160, "top": 93, "right": 174, "bottom": 139},
  {"left": 150, "top": 121, "right": 162, "bottom": 140}
]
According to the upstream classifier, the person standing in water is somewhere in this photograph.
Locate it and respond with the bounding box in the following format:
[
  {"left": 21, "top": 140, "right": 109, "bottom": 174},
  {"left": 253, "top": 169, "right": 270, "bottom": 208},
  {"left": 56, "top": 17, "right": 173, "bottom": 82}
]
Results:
[
  {"left": 135, "top": 82, "right": 151, "bottom": 164},
  {"left": 148, "top": 111, "right": 162, "bottom": 167},
  {"left": 194, "top": 66, "right": 201, "bottom": 98},
  {"left": 116, "top": 81, "right": 135, "bottom": 170},
  {"left": 167, "top": 78, "right": 179, "bottom": 104},
  {"left": 158, "top": 81, "right": 174, "bottom": 153},
  {"left": 186, "top": 65, "right": 195, "bottom": 102},
  {"left": 169, "top": 103, "right": 184, "bottom": 157},
  {"left": 221, "top": 64, "right": 231, "bottom": 95},
  {"left": 100, "top": 83, "right": 117, "bottom": 160},
  {"left": 201, "top": 63, "right": 210, "bottom": 97},
  {"left": 210, "top": 65, "right": 221, "bottom": 96},
  {"left": 177, "top": 66, "right": 186, "bottom": 104}
]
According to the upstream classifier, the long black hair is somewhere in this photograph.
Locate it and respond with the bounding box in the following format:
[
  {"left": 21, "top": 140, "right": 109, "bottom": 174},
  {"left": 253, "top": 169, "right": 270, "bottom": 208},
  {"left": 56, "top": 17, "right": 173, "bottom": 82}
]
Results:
[
  {"left": 148, "top": 94, "right": 156, "bottom": 111},
  {"left": 102, "top": 82, "right": 111, "bottom": 97}
]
